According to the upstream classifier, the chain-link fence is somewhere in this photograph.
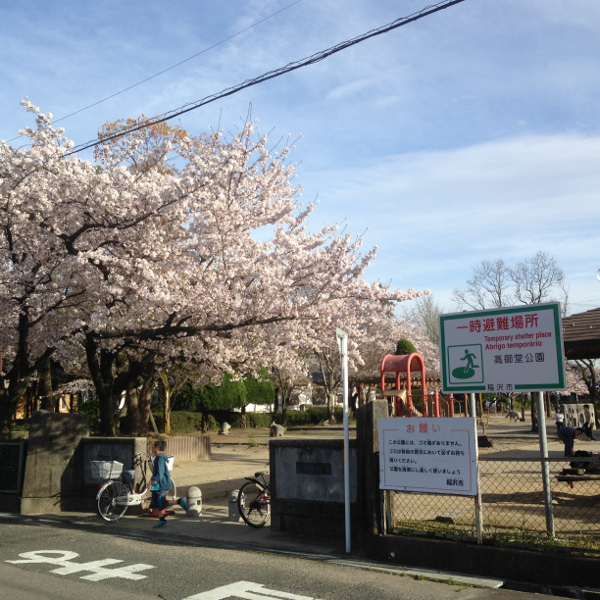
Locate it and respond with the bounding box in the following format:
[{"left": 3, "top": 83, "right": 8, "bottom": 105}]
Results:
[{"left": 385, "top": 455, "right": 600, "bottom": 552}]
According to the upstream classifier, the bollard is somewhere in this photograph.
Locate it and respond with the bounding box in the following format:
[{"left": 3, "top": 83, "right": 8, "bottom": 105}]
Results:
[
  {"left": 186, "top": 486, "right": 202, "bottom": 517},
  {"left": 228, "top": 489, "right": 242, "bottom": 522}
]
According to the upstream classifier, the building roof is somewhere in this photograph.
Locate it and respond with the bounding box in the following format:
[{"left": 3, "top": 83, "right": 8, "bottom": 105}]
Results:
[{"left": 562, "top": 307, "right": 600, "bottom": 360}]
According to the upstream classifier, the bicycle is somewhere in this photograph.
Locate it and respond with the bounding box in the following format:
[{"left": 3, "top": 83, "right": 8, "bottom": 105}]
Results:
[
  {"left": 237, "top": 469, "right": 271, "bottom": 528},
  {"left": 94, "top": 452, "right": 176, "bottom": 522}
]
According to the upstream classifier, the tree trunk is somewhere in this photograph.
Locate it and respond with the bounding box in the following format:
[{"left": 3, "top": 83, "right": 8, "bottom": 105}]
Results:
[
  {"left": 327, "top": 391, "right": 337, "bottom": 424},
  {"left": 0, "top": 389, "right": 13, "bottom": 439},
  {"left": 85, "top": 334, "right": 119, "bottom": 436},
  {"left": 96, "top": 383, "right": 118, "bottom": 436},
  {"left": 531, "top": 394, "right": 538, "bottom": 433},
  {"left": 357, "top": 383, "right": 365, "bottom": 408},
  {"left": 38, "top": 356, "right": 54, "bottom": 411},
  {"left": 148, "top": 409, "right": 159, "bottom": 434},
  {"left": 138, "top": 376, "right": 155, "bottom": 436},
  {"left": 201, "top": 407, "right": 210, "bottom": 433},
  {"left": 125, "top": 388, "right": 142, "bottom": 436},
  {"left": 0, "top": 311, "right": 36, "bottom": 437},
  {"left": 280, "top": 389, "right": 288, "bottom": 426},
  {"left": 160, "top": 373, "right": 172, "bottom": 435},
  {"left": 478, "top": 394, "right": 486, "bottom": 435}
]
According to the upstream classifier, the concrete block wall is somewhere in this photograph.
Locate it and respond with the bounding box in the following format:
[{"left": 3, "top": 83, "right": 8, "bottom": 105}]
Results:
[
  {"left": 20, "top": 411, "right": 90, "bottom": 514},
  {"left": 17, "top": 411, "right": 145, "bottom": 514},
  {"left": 269, "top": 438, "right": 357, "bottom": 538},
  {"left": 561, "top": 402, "right": 595, "bottom": 430}
]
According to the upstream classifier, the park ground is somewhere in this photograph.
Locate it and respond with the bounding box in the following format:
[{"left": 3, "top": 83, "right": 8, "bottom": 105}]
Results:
[{"left": 170, "top": 413, "right": 595, "bottom": 500}]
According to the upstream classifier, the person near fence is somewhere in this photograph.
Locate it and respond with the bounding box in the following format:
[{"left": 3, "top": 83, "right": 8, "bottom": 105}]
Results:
[
  {"left": 150, "top": 440, "right": 188, "bottom": 528},
  {"left": 554, "top": 407, "right": 565, "bottom": 431},
  {"left": 582, "top": 404, "right": 595, "bottom": 440},
  {"left": 557, "top": 426, "right": 584, "bottom": 457}
]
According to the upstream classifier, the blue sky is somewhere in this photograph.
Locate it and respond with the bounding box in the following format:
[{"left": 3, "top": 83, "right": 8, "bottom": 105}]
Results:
[{"left": 1, "top": 0, "right": 599, "bottom": 315}]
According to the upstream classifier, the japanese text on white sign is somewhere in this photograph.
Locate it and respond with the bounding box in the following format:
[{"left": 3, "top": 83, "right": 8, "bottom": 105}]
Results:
[{"left": 378, "top": 417, "right": 478, "bottom": 496}]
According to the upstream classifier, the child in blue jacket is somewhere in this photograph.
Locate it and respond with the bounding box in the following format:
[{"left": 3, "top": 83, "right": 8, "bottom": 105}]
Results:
[{"left": 150, "top": 440, "right": 188, "bottom": 528}]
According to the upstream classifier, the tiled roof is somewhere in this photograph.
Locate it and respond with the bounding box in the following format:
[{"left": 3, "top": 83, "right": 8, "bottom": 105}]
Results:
[{"left": 562, "top": 307, "right": 600, "bottom": 360}]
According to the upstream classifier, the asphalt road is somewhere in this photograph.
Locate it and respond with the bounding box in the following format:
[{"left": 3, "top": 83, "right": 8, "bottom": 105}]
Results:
[{"left": 0, "top": 522, "right": 535, "bottom": 600}]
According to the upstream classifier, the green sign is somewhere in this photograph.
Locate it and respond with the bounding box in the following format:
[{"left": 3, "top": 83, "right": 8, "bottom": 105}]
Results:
[{"left": 439, "top": 302, "right": 566, "bottom": 394}]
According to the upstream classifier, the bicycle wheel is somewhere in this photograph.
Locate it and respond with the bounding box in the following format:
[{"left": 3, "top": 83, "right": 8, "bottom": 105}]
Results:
[
  {"left": 97, "top": 481, "right": 129, "bottom": 522},
  {"left": 237, "top": 481, "right": 271, "bottom": 527}
]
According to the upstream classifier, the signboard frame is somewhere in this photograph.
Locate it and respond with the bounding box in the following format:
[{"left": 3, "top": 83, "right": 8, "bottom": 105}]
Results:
[
  {"left": 439, "top": 302, "right": 566, "bottom": 394},
  {"left": 378, "top": 416, "right": 478, "bottom": 496}
]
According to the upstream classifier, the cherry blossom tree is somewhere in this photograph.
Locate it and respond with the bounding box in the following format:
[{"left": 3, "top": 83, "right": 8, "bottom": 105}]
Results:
[
  {"left": 306, "top": 297, "right": 432, "bottom": 422},
  {"left": 568, "top": 360, "right": 598, "bottom": 405},
  {"left": 0, "top": 104, "right": 100, "bottom": 435},
  {"left": 0, "top": 102, "right": 427, "bottom": 436}
]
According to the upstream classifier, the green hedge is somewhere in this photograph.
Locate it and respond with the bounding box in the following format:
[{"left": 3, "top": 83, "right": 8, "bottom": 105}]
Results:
[
  {"left": 273, "top": 406, "right": 346, "bottom": 426},
  {"left": 156, "top": 411, "right": 218, "bottom": 434},
  {"left": 157, "top": 407, "right": 347, "bottom": 435},
  {"left": 228, "top": 412, "right": 273, "bottom": 429}
]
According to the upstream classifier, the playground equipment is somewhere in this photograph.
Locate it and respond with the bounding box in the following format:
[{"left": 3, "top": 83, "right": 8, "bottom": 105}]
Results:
[
  {"left": 380, "top": 353, "right": 455, "bottom": 418},
  {"left": 380, "top": 353, "right": 428, "bottom": 417},
  {"left": 380, "top": 352, "right": 454, "bottom": 417}
]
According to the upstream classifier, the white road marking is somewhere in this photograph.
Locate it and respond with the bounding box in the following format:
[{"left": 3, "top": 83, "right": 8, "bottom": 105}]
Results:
[
  {"left": 6, "top": 550, "right": 154, "bottom": 581},
  {"left": 182, "top": 580, "right": 314, "bottom": 600}
]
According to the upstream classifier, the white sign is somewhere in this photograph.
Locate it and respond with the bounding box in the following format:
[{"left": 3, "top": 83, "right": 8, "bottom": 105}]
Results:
[
  {"left": 378, "top": 417, "right": 478, "bottom": 496},
  {"left": 439, "top": 302, "right": 566, "bottom": 394},
  {"left": 6, "top": 550, "right": 154, "bottom": 581}
]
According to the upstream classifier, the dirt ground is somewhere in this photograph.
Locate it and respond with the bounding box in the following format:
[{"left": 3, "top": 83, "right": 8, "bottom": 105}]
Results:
[
  {"left": 171, "top": 426, "right": 347, "bottom": 495},
  {"left": 166, "top": 415, "right": 600, "bottom": 539},
  {"left": 172, "top": 414, "right": 592, "bottom": 494}
]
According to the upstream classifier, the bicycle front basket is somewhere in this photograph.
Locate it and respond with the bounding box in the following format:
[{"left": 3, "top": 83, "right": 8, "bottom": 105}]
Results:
[{"left": 91, "top": 460, "right": 124, "bottom": 480}]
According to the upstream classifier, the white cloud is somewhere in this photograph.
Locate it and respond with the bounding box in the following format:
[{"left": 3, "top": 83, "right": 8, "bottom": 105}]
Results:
[{"left": 302, "top": 133, "right": 600, "bottom": 312}]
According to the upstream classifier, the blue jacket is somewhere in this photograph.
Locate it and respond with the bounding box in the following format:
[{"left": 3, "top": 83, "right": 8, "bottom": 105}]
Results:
[{"left": 152, "top": 453, "right": 173, "bottom": 490}]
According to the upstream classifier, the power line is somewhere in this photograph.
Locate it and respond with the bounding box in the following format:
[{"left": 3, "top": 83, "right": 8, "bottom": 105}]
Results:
[
  {"left": 53, "top": 0, "right": 304, "bottom": 125},
  {"left": 65, "top": 0, "right": 467, "bottom": 156},
  {"left": 6, "top": 0, "right": 304, "bottom": 142}
]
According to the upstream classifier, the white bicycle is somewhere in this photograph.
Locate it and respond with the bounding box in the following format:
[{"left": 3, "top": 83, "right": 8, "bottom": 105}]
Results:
[{"left": 93, "top": 452, "right": 176, "bottom": 522}]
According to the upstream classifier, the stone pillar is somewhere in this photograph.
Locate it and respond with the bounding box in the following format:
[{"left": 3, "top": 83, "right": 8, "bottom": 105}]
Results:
[
  {"left": 356, "top": 400, "right": 388, "bottom": 538},
  {"left": 20, "top": 411, "right": 90, "bottom": 514}
]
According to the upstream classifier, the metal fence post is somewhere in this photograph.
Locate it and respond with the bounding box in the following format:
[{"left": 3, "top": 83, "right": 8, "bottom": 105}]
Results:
[
  {"left": 536, "top": 391, "right": 555, "bottom": 537},
  {"left": 470, "top": 395, "right": 483, "bottom": 545}
]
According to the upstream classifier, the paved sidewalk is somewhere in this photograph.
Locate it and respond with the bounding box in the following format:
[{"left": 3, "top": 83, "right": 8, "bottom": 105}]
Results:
[
  {"left": 54, "top": 432, "right": 343, "bottom": 557},
  {"left": 6, "top": 429, "right": 514, "bottom": 591}
]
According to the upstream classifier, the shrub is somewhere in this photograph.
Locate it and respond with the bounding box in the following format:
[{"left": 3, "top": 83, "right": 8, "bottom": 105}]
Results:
[
  {"left": 78, "top": 396, "right": 101, "bottom": 434},
  {"left": 307, "top": 406, "right": 330, "bottom": 424},
  {"left": 282, "top": 410, "right": 313, "bottom": 426},
  {"left": 245, "top": 412, "right": 273, "bottom": 429},
  {"left": 396, "top": 337, "right": 417, "bottom": 355},
  {"left": 160, "top": 411, "right": 217, "bottom": 434}
]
